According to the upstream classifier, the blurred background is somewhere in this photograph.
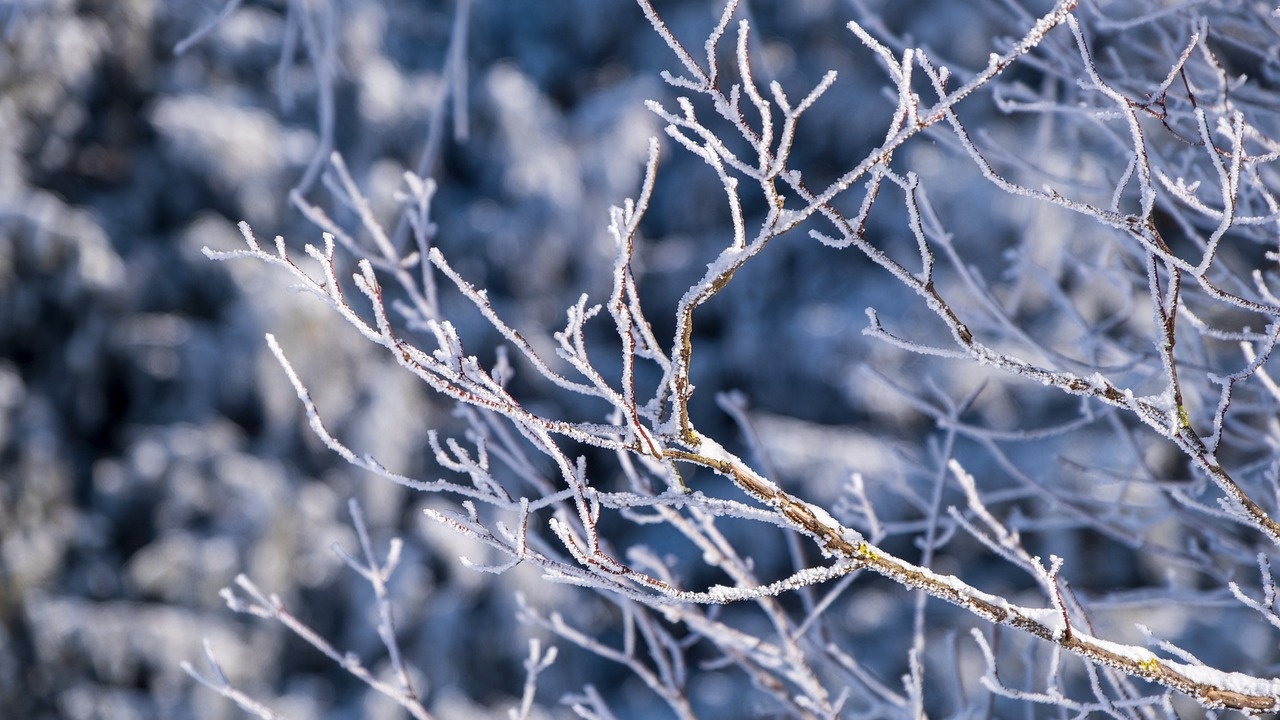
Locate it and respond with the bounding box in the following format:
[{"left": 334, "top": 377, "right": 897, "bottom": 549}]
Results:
[{"left": 5, "top": 0, "right": 1277, "bottom": 717}]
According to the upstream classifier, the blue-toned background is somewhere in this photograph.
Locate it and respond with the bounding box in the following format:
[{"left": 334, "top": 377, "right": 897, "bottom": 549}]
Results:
[{"left": 5, "top": 0, "right": 1276, "bottom": 717}]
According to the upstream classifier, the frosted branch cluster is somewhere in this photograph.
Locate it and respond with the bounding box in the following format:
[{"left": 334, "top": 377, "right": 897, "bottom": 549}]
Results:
[{"left": 191, "top": 0, "right": 1280, "bottom": 716}]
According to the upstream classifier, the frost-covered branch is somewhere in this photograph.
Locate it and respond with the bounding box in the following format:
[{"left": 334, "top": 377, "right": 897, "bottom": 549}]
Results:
[{"left": 195, "top": 0, "right": 1280, "bottom": 716}]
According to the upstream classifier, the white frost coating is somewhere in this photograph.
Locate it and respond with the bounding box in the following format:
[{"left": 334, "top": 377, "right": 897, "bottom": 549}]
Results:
[
  {"left": 931, "top": 578, "right": 1280, "bottom": 700},
  {"left": 1078, "top": 633, "right": 1280, "bottom": 696},
  {"left": 702, "top": 247, "right": 748, "bottom": 281},
  {"left": 1069, "top": 630, "right": 1277, "bottom": 694},
  {"left": 697, "top": 436, "right": 781, "bottom": 493},
  {"left": 1021, "top": 606, "right": 1068, "bottom": 642},
  {"left": 898, "top": 555, "right": 1012, "bottom": 616},
  {"left": 705, "top": 584, "right": 738, "bottom": 603},
  {"left": 683, "top": 564, "right": 854, "bottom": 604},
  {"left": 806, "top": 503, "right": 843, "bottom": 535},
  {"left": 1177, "top": 664, "right": 1280, "bottom": 699}
]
